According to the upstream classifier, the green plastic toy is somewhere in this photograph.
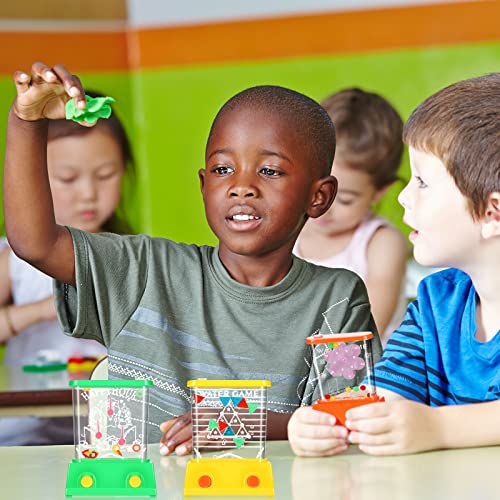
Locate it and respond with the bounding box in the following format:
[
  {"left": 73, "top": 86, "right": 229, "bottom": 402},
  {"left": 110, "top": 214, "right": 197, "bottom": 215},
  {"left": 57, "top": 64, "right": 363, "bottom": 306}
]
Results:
[
  {"left": 65, "top": 95, "right": 116, "bottom": 124},
  {"left": 65, "top": 380, "right": 156, "bottom": 497}
]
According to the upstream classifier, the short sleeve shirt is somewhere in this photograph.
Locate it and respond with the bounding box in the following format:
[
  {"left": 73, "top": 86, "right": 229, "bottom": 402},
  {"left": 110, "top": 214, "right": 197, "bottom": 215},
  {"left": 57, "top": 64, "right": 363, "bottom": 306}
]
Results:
[
  {"left": 374, "top": 268, "right": 500, "bottom": 405},
  {"left": 55, "top": 228, "right": 381, "bottom": 441}
]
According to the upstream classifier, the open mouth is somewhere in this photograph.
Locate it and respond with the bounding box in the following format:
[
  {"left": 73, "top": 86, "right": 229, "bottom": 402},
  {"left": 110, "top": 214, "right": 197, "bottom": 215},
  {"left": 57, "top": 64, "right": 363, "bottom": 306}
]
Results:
[
  {"left": 228, "top": 214, "right": 261, "bottom": 222},
  {"left": 225, "top": 212, "right": 262, "bottom": 231},
  {"left": 409, "top": 229, "right": 419, "bottom": 242}
]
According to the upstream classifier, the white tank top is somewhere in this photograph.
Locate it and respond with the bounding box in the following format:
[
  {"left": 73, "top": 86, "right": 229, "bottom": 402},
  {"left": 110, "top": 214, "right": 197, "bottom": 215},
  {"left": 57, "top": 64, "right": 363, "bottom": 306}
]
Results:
[
  {"left": 294, "top": 215, "right": 407, "bottom": 341},
  {"left": 5, "top": 250, "right": 106, "bottom": 365}
]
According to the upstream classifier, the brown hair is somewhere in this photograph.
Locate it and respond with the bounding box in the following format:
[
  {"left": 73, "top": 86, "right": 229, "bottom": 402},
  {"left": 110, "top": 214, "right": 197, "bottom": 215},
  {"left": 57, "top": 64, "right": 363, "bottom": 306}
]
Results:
[
  {"left": 47, "top": 91, "right": 135, "bottom": 234},
  {"left": 321, "top": 88, "right": 403, "bottom": 189},
  {"left": 403, "top": 73, "right": 500, "bottom": 220}
]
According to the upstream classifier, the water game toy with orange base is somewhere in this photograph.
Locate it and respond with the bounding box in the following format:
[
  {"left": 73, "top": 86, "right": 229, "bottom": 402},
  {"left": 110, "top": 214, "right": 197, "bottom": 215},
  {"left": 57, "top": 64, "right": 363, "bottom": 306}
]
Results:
[
  {"left": 184, "top": 379, "right": 274, "bottom": 497},
  {"left": 306, "top": 332, "right": 384, "bottom": 426}
]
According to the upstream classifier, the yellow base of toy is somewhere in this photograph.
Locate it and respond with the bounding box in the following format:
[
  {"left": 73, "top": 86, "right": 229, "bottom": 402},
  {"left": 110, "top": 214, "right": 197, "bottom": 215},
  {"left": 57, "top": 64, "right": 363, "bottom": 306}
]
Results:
[{"left": 184, "top": 458, "right": 274, "bottom": 497}]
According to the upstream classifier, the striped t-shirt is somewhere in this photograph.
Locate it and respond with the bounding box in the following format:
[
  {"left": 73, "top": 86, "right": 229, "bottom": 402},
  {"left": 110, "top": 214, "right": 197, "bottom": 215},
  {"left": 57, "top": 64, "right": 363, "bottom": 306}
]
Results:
[{"left": 374, "top": 268, "right": 500, "bottom": 405}]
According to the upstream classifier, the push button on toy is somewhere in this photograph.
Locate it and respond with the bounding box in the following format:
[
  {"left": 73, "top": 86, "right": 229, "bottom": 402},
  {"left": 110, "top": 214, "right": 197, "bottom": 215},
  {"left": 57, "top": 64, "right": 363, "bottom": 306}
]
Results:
[
  {"left": 198, "top": 474, "right": 213, "bottom": 488},
  {"left": 246, "top": 475, "right": 260, "bottom": 488},
  {"left": 128, "top": 475, "right": 142, "bottom": 488},
  {"left": 80, "top": 475, "right": 94, "bottom": 488}
]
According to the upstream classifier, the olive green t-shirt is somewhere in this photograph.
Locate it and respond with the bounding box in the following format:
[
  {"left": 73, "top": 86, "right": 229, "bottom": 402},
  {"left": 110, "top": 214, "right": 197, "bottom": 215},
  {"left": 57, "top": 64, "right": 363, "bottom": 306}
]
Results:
[{"left": 55, "top": 228, "right": 381, "bottom": 441}]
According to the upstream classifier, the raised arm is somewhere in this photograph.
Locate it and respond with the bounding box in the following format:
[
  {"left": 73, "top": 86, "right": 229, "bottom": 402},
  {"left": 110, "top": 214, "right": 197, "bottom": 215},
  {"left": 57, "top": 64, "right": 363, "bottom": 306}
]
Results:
[{"left": 3, "top": 62, "right": 88, "bottom": 286}]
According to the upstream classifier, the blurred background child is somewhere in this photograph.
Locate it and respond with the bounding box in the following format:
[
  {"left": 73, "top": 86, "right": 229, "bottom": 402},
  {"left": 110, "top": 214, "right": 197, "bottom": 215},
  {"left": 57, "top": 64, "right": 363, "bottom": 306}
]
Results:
[
  {"left": 0, "top": 92, "right": 133, "bottom": 365},
  {"left": 294, "top": 88, "right": 409, "bottom": 341},
  {"left": 0, "top": 92, "right": 133, "bottom": 444}
]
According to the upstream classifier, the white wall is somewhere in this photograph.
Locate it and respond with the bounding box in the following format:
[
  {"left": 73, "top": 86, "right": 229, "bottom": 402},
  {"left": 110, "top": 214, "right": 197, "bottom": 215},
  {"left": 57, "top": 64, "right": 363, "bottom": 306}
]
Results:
[{"left": 126, "top": 0, "right": 458, "bottom": 28}]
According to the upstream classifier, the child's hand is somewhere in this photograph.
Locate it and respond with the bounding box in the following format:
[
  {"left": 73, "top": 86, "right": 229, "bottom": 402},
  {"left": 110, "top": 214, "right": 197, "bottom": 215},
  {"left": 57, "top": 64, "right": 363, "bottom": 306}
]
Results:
[
  {"left": 345, "top": 400, "right": 441, "bottom": 455},
  {"left": 159, "top": 411, "right": 193, "bottom": 456},
  {"left": 288, "top": 406, "right": 349, "bottom": 457},
  {"left": 12, "top": 62, "right": 87, "bottom": 122}
]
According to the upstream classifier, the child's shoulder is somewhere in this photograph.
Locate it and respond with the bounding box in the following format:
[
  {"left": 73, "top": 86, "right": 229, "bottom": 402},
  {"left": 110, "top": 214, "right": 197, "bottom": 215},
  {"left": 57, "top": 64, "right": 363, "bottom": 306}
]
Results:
[
  {"left": 421, "top": 267, "right": 470, "bottom": 286},
  {"left": 367, "top": 220, "right": 408, "bottom": 260},
  {"left": 372, "top": 220, "right": 406, "bottom": 243},
  {"left": 366, "top": 215, "right": 406, "bottom": 245},
  {"left": 72, "top": 227, "right": 215, "bottom": 267},
  {"left": 418, "top": 267, "right": 472, "bottom": 301},
  {"left": 300, "top": 257, "right": 368, "bottom": 290},
  {"left": 149, "top": 236, "right": 215, "bottom": 262}
]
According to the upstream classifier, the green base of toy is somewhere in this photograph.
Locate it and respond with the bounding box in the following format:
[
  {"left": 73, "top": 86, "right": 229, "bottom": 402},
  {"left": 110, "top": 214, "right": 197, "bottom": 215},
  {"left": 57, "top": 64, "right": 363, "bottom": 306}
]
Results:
[{"left": 66, "top": 458, "right": 156, "bottom": 497}]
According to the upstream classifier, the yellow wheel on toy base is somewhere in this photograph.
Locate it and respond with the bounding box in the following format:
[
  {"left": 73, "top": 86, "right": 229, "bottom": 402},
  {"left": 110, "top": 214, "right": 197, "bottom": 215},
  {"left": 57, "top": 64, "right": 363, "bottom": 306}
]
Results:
[
  {"left": 128, "top": 475, "right": 142, "bottom": 488},
  {"left": 80, "top": 475, "right": 94, "bottom": 488}
]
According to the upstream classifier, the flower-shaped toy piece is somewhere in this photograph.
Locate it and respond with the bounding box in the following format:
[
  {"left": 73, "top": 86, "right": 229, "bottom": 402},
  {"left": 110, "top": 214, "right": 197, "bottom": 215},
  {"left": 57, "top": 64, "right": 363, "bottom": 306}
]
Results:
[{"left": 325, "top": 343, "right": 365, "bottom": 380}]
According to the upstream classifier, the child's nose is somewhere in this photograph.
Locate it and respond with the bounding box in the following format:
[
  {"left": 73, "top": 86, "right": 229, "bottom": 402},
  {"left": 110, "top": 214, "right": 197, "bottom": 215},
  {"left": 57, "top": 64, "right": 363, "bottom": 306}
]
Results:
[
  {"left": 229, "top": 185, "right": 257, "bottom": 198},
  {"left": 398, "top": 184, "right": 410, "bottom": 209},
  {"left": 228, "top": 174, "right": 258, "bottom": 198},
  {"left": 80, "top": 178, "right": 98, "bottom": 200}
]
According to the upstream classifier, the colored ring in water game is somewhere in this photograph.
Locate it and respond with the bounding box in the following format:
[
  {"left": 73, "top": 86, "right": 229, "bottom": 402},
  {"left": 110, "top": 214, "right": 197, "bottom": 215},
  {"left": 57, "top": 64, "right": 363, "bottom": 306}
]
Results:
[
  {"left": 132, "top": 443, "right": 141, "bottom": 453},
  {"left": 82, "top": 449, "right": 99, "bottom": 459},
  {"left": 112, "top": 444, "right": 123, "bottom": 457}
]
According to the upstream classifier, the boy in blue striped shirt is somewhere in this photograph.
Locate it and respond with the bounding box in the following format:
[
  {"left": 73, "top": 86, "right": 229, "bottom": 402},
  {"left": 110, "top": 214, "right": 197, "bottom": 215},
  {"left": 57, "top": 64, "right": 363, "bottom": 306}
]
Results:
[{"left": 289, "top": 73, "right": 500, "bottom": 456}]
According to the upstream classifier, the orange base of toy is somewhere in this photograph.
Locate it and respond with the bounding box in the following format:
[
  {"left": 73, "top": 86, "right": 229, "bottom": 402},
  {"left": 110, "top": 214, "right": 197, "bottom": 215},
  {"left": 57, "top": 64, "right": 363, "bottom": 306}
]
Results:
[{"left": 313, "top": 395, "right": 385, "bottom": 426}]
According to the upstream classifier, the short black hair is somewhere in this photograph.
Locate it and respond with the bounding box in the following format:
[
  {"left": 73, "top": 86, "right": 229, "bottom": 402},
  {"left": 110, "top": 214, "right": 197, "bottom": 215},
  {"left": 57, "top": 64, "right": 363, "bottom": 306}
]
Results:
[{"left": 207, "top": 85, "right": 336, "bottom": 177}]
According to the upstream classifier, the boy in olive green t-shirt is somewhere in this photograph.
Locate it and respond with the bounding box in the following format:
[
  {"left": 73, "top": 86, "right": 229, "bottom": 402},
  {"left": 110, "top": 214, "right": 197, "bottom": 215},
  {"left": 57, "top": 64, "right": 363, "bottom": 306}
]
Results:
[{"left": 3, "top": 62, "right": 381, "bottom": 454}]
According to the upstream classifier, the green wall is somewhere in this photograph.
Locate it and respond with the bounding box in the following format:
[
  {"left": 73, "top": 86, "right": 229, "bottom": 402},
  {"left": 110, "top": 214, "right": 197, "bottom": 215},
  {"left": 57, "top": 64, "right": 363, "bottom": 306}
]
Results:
[
  {"left": 1, "top": 41, "right": 500, "bottom": 243},
  {"left": 132, "top": 41, "right": 500, "bottom": 244}
]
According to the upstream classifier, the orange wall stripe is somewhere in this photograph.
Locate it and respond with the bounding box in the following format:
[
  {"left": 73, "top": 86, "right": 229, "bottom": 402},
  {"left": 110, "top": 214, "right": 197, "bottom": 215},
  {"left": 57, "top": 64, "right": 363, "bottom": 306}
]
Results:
[
  {"left": 0, "top": 31, "right": 128, "bottom": 74},
  {"left": 0, "top": 1, "right": 498, "bottom": 75},
  {"left": 129, "top": 1, "right": 500, "bottom": 69}
]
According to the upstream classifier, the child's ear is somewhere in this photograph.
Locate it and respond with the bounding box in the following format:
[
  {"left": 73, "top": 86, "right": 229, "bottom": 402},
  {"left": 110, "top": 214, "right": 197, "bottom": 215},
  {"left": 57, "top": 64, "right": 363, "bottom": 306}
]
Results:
[
  {"left": 198, "top": 168, "right": 206, "bottom": 193},
  {"left": 307, "top": 175, "right": 338, "bottom": 218},
  {"left": 481, "top": 192, "right": 500, "bottom": 239}
]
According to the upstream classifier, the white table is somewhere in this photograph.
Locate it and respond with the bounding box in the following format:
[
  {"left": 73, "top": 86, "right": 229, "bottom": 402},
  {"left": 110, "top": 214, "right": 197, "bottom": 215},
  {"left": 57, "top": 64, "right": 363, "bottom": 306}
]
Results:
[{"left": 1, "top": 440, "right": 499, "bottom": 499}]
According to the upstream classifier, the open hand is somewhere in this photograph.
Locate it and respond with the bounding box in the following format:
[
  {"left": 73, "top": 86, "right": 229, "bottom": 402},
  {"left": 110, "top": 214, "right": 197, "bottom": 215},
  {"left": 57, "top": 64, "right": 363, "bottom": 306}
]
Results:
[
  {"left": 288, "top": 406, "right": 349, "bottom": 457},
  {"left": 159, "top": 411, "right": 193, "bottom": 456},
  {"left": 12, "top": 62, "right": 87, "bottom": 122},
  {"left": 346, "top": 399, "right": 441, "bottom": 455}
]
